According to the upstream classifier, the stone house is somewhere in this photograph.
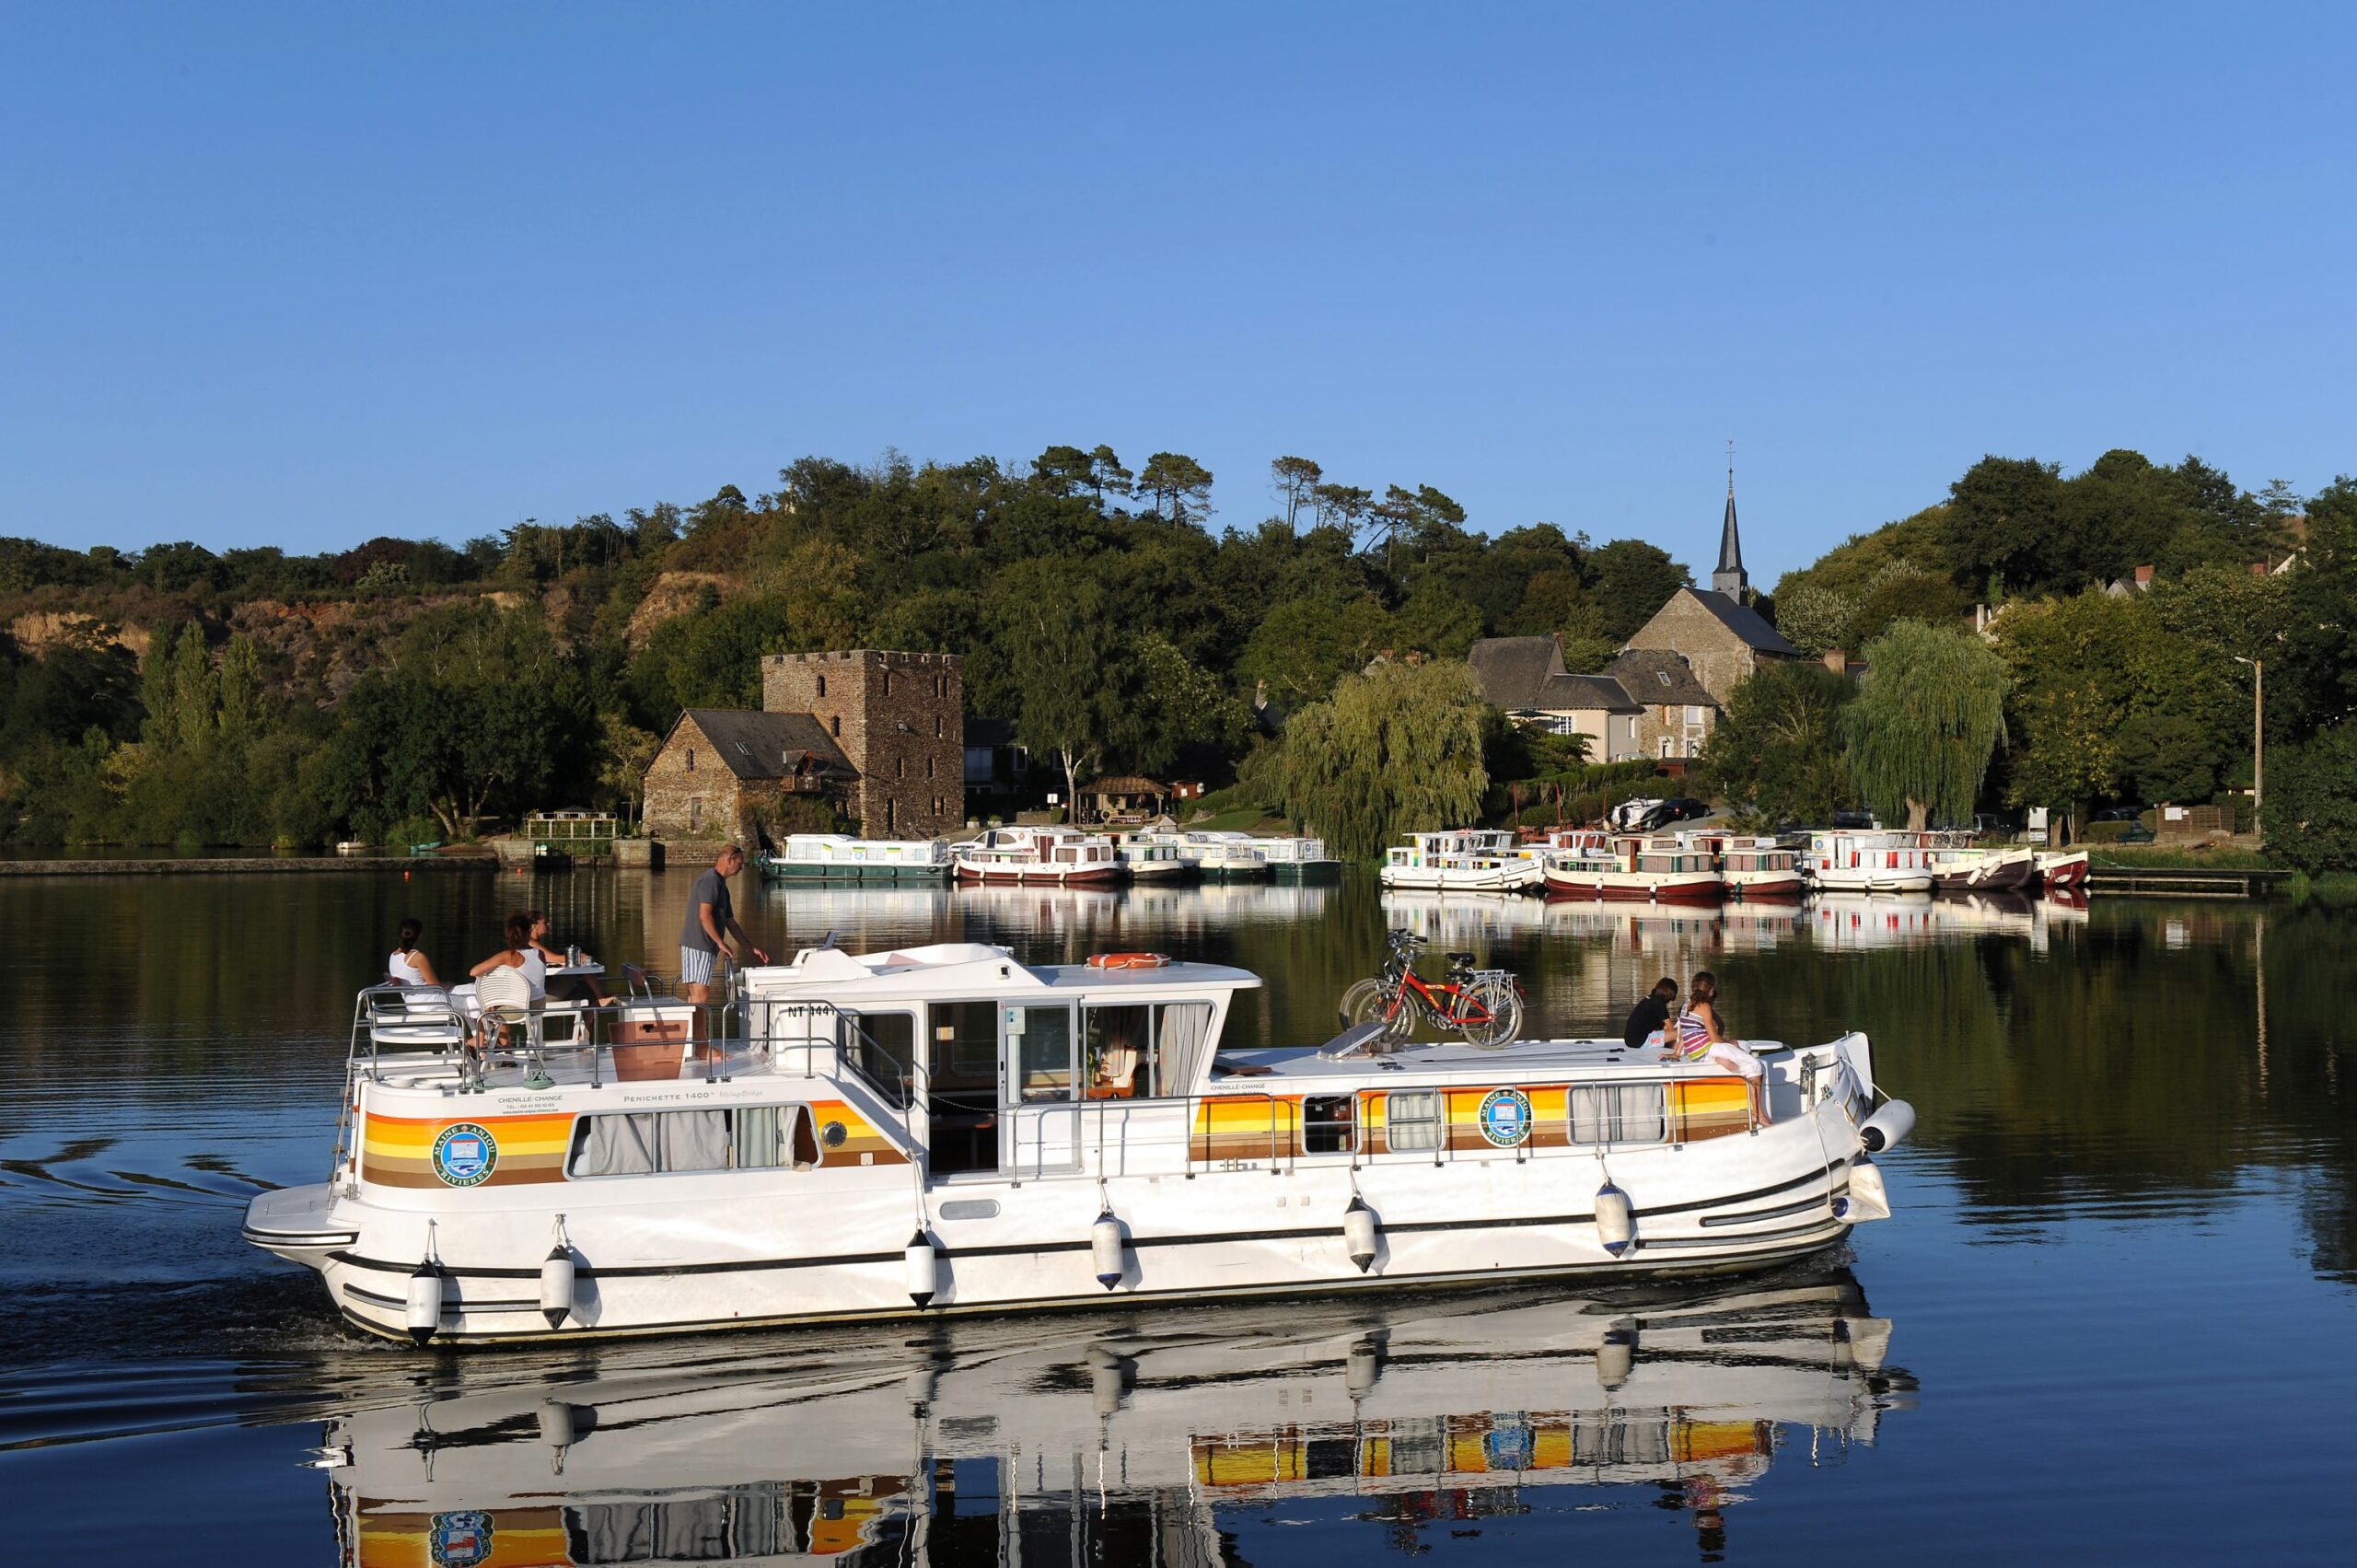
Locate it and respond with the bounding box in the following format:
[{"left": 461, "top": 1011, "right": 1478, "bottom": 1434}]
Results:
[
  {"left": 1620, "top": 587, "right": 1799, "bottom": 709},
  {"left": 1467, "top": 634, "right": 1643, "bottom": 761},
  {"left": 642, "top": 709, "right": 854, "bottom": 842},
  {"left": 642, "top": 649, "right": 965, "bottom": 842},
  {"left": 1602, "top": 649, "right": 1723, "bottom": 761}
]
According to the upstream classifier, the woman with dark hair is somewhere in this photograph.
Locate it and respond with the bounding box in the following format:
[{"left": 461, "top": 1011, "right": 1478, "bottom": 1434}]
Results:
[
  {"left": 388, "top": 918, "right": 439, "bottom": 987},
  {"left": 1677, "top": 970, "right": 1770, "bottom": 1123},
  {"left": 524, "top": 909, "right": 608, "bottom": 1005},
  {"left": 470, "top": 912, "right": 536, "bottom": 985}
]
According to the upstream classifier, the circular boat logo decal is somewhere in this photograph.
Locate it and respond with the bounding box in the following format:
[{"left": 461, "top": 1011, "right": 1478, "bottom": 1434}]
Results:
[
  {"left": 1478, "top": 1088, "right": 1533, "bottom": 1148},
  {"left": 432, "top": 1123, "right": 498, "bottom": 1187}
]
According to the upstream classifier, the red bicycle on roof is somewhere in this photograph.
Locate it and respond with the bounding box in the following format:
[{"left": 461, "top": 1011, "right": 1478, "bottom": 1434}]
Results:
[{"left": 1338, "top": 930, "right": 1526, "bottom": 1047}]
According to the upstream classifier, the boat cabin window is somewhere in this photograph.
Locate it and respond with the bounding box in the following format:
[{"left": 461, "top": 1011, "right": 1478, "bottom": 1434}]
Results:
[
  {"left": 1155, "top": 1002, "right": 1214, "bottom": 1093},
  {"left": 1384, "top": 1090, "right": 1442, "bottom": 1152},
  {"left": 842, "top": 1009, "right": 916, "bottom": 1109},
  {"left": 1302, "top": 1095, "right": 1356, "bottom": 1155},
  {"left": 928, "top": 1002, "right": 1003, "bottom": 1177},
  {"left": 1568, "top": 1084, "right": 1667, "bottom": 1146},
  {"left": 567, "top": 1106, "right": 819, "bottom": 1178},
  {"left": 1083, "top": 1005, "right": 1153, "bottom": 1098},
  {"left": 1011, "top": 1005, "right": 1076, "bottom": 1101}
]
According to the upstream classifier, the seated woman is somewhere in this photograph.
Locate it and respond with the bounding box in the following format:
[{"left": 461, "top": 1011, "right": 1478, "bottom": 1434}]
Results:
[
  {"left": 387, "top": 918, "right": 440, "bottom": 988},
  {"left": 470, "top": 913, "right": 538, "bottom": 1050},
  {"left": 525, "top": 910, "right": 608, "bottom": 1005},
  {"left": 1674, "top": 971, "right": 1770, "bottom": 1124}
]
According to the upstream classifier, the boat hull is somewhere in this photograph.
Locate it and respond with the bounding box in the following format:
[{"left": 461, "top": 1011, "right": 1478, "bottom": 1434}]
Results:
[
  {"left": 2036, "top": 851, "right": 2090, "bottom": 888},
  {"left": 760, "top": 858, "right": 950, "bottom": 882},
  {"left": 1380, "top": 866, "right": 1541, "bottom": 893},
  {"left": 1724, "top": 873, "right": 1808, "bottom": 900},
  {"left": 1269, "top": 861, "right": 1343, "bottom": 883},
  {"left": 1541, "top": 869, "right": 1725, "bottom": 903},
  {"left": 1809, "top": 869, "right": 1935, "bottom": 894}
]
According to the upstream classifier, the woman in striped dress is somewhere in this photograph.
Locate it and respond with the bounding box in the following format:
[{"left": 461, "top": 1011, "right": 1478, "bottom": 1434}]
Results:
[{"left": 1677, "top": 972, "right": 1770, "bottom": 1124}]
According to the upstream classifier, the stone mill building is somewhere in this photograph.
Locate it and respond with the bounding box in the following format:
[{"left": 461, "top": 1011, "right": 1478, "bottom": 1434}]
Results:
[{"left": 642, "top": 649, "right": 964, "bottom": 843}]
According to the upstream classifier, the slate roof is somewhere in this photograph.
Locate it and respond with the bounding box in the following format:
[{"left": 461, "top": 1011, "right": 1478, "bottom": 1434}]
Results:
[
  {"left": 1605, "top": 649, "right": 1720, "bottom": 709},
  {"left": 1083, "top": 774, "right": 1169, "bottom": 796},
  {"left": 1467, "top": 636, "right": 1565, "bottom": 710},
  {"left": 674, "top": 709, "right": 854, "bottom": 781},
  {"left": 1684, "top": 588, "right": 1799, "bottom": 656}
]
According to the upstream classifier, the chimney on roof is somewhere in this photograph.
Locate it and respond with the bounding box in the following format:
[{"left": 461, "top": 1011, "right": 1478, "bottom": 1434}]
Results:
[
  {"left": 2133, "top": 564, "right": 2154, "bottom": 588},
  {"left": 1823, "top": 647, "right": 1848, "bottom": 675},
  {"left": 1713, "top": 443, "right": 1748, "bottom": 598}
]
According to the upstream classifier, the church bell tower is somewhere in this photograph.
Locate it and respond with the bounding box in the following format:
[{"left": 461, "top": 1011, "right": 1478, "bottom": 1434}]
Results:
[{"left": 1713, "top": 443, "right": 1748, "bottom": 598}]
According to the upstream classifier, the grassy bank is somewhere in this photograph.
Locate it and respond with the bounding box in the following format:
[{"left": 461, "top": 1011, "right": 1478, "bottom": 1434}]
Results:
[{"left": 2086, "top": 844, "right": 2277, "bottom": 871}]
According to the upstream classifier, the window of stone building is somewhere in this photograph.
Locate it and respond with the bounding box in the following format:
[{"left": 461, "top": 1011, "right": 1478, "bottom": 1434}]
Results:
[
  {"left": 885, "top": 799, "right": 896, "bottom": 832},
  {"left": 935, "top": 714, "right": 943, "bottom": 738},
  {"left": 690, "top": 798, "right": 703, "bottom": 830},
  {"left": 883, "top": 670, "right": 894, "bottom": 697},
  {"left": 896, "top": 755, "right": 906, "bottom": 779},
  {"left": 926, "top": 756, "right": 935, "bottom": 780},
  {"left": 816, "top": 673, "right": 826, "bottom": 698},
  {"left": 685, "top": 748, "right": 695, "bottom": 772},
  {"left": 830, "top": 715, "right": 841, "bottom": 738}
]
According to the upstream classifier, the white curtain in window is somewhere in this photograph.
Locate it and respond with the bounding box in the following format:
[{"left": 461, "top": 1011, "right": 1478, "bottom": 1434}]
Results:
[
  {"left": 658, "top": 1109, "right": 731, "bottom": 1172},
  {"left": 577, "top": 1113, "right": 660, "bottom": 1176},
  {"left": 1155, "top": 1003, "right": 1213, "bottom": 1093}
]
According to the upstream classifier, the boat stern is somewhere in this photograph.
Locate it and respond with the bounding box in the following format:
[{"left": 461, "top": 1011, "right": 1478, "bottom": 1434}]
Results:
[{"left": 241, "top": 1182, "right": 355, "bottom": 1268}]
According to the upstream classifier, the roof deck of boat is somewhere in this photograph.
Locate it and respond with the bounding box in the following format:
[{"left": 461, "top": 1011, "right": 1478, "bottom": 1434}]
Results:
[
  {"left": 1213, "top": 1036, "right": 1792, "bottom": 1083},
  {"left": 741, "top": 942, "right": 1261, "bottom": 997}
]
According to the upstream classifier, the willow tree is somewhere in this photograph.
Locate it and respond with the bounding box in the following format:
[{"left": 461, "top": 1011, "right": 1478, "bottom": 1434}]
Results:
[
  {"left": 1840, "top": 620, "right": 2009, "bottom": 830},
  {"left": 1248, "top": 658, "right": 1489, "bottom": 861}
]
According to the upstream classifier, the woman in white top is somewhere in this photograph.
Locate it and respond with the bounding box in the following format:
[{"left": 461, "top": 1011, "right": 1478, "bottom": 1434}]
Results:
[{"left": 388, "top": 919, "right": 439, "bottom": 987}]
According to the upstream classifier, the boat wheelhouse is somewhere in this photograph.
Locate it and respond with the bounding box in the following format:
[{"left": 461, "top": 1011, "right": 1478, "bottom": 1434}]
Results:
[
  {"left": 1806, "top": 830, "right": 1935, "bottom": 893},
  {"left": 1164, "top": 830, "right": 1270, "bottom": 882},
  {"left": 1108, "top": 830, "right": 1198, "bottom": 882},
  {"left": 1379, "top": 830, "right": 1543, "bottom": 893},
  {"left": 1540, "top": 836, "right": 1724, "bottom": 903},
  {"left": 1255, "top": 834, "right": 1342, "bottom": 882},
  {"left": 954, "top": 825, "right": 1123, "bottom": 885},
  {"left": 244, "top": 942, "right": 1910, "bottom": 1345},
  {"left": 758, "top": 833, "right": 955, "bottom": 882}
]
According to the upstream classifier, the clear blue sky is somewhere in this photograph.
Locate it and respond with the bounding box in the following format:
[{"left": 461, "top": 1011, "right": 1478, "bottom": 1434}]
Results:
[{"left": 4, "top": 3, "right": 2351, "bottom": 586}]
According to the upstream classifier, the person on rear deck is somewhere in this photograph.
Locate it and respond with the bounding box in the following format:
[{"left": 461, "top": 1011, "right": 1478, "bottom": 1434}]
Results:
[
  {"left": 525, "top": 909, "right": 608, "bottom": 1005},
  {"left": 1672, "top": 970, "right": 1770, "bottom": 1123},
  {"left": 680, "top": 843, "right": 767, "bottom": 1042},
  {"left": 1622, "top": 976, "right": 1678, "bottom": 1049},
  {"left": 387, "top": 918, "right": 439, "bottom": 987},
  {"left": 469, "top": 912, "right": 538, "bottom": 1051}
]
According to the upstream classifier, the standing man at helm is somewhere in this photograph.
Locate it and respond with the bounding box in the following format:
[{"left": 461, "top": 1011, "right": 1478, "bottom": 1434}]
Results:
[{"left": 680, "top": 842, "right": 768, "bottom": 1043}]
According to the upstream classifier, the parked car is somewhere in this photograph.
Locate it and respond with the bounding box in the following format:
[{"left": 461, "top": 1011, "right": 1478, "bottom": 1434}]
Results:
[
  {"left": 1660, "top": 797, "right": 1712, "bottom": 823},
  {"left": 2092, "top": 807, "right": 2143, "bottom": 822},
  {"left": 1829, "top": 809, "right": 1875, "bottom": 830}
]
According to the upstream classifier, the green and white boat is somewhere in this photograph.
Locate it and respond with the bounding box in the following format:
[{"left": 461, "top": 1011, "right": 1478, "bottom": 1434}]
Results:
[
  {"left": 757, "top": 833, "right": 955, "bottom": 882},
  {"left": 1258, "top": 834, "right": 1343, "bottom": 882}
]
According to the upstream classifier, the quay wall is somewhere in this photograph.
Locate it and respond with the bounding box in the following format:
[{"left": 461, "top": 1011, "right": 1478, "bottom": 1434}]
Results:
[{"left": 0, "top": 855, "right": 497, "bottom": 877}]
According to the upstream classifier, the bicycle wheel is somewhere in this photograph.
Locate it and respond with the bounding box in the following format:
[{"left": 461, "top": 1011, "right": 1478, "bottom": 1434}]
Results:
[
  {"left": 1340, "top": 977, "right": 1413, "bottom": 1044},
  {"left": 1459, "top": 980, "right": 1524, "bottom": 1047}
]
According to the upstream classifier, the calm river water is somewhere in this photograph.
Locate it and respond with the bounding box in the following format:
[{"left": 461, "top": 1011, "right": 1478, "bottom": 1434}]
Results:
[{"left": 1, "top": 869, "right": 2351, "bottom": 1564}]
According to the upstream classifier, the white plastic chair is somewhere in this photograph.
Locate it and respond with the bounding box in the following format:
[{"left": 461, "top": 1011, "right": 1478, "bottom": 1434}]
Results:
[{"left": 364, "top": 985, "right": 467, "bottom": 1055}]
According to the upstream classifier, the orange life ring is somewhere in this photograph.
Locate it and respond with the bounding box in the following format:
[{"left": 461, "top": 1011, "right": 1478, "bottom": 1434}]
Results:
[{"left": 1086, "top": 951, "right": 1171, "bottom": 970}]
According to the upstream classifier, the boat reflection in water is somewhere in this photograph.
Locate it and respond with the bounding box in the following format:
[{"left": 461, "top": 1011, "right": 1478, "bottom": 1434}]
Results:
[{"left": 330, "top": 1267, "right": 1912, "bottom": 1565}]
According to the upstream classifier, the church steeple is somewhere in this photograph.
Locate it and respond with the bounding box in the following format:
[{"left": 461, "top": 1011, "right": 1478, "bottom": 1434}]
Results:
[{"left": 1713, "top": 442, "right": 1748, "bottom": 598}]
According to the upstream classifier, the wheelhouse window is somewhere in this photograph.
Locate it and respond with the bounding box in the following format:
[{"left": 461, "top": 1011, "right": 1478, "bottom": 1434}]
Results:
[
  {"left": 926, "top": 1001, "right": 1002, "bottom": 1178},
  {"left": 1384, "top": 1089, "right": 1443, "bottom": 1152},
  {"left": 1568, "top": 1084, "right": 1667, "bottom": 1146},
  {"left": 1303, "top": 1095, "right": 1356, "bottom": 1155},
  {"left": 1010, "top": 1004, "right": 1076, "bottom": 1101},
  {"left": 1083, "top": 1004, "right": 1154, "bottom": 1098},
  {"left": 1154, "top": 1002, "right": 1214, "bottom": 1092},
  {"left": 842, "top": 1010, "right": 916, "bottom": 1109}
]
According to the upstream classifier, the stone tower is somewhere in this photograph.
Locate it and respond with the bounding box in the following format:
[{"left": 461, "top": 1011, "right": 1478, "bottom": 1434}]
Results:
[
  {"left": 761, "top": 650, "right": 963, "bottom": 838},
  {"left": 1713, "top": 462, "right": 1748, "bottom": 598}
]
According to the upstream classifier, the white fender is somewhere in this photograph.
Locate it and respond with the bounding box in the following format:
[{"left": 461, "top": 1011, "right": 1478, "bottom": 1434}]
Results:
[
  {"left": 405, "top": 1260, "right": 443, "bottom": 1345},
  {"left": 539, "top": 1246, "right": 576, "bottom": 1330},
  {"left": 1595, "top": 1181, "right": 1635, "bottom": 1258},
  {"left": 1859, "top": 1099, "right": 1915, "bottom": 1154},
  {"left": 1841, "top": 1157, "right": 1893, "bottom": 1222},
  {"left": 1091, "top": 1211, "right": 1127, "bottom": 1291},
  {"left": 1596, "top": 1319, "right": 1638, "bottom": 1388},
  {"left": 904, "top": 1231, "right": 938, "bottom": 1308},
  {"left": 1343, "top": 1196, "right": 1380, "bottom": 1273}
]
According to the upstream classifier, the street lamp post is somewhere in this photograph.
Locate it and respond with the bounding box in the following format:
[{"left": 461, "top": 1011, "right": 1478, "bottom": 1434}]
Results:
[{"left": 2232, "top": 656, "right": 2261, "bottom": 831}]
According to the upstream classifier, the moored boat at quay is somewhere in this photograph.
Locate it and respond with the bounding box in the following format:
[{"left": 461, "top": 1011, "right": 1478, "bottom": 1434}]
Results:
[
  {"left": 1540, "top": 835, "right": 1725, "bottom": 903},
  {"left": 2035, "top": 849, "right": 2091, "bottom": 889},
  {"left": 1925, "top": 836, "right": 2038, "bottom": 893},
  {"left": 243, "top": 941, "right": 1910, "bottom": 1344},
  {"left": 1713, "top": 834, "right": 1810, "bottom": 900},
  {"left": 954, "top": 825, "right": 1123, "bottom": 885},
  {"left": 1255, "top": 832, "right": 1343, "bottom": 882},
  {"left": 1108, "top": 830, "right": 1198, "bottom": 882},
  {"left": 757, "top": 833, "right": 955, "bottom": 882},
  {"left": 1164, "top": 829, "right": 1271, "bottom": 881},
  {"left": 1805, "top": 830, "right": 1936, "bottom": 893},
  {"left": 1380, "top": 830, "right": 1544, "bottom": 892}
]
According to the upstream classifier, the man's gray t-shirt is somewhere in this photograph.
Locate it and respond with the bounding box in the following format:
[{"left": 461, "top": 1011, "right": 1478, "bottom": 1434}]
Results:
[{"left": 679, "top": 868, "right": 731, "bottom": 952}]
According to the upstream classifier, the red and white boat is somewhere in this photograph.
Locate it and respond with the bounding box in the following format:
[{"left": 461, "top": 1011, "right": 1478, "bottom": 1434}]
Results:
[
  {"left": 1712, "top": 834, "right": 1810, "bottom": 900},
  {"left": 1541, "top": 835, "right": 1725, "bottom": 903},
  {"left": 2034, "top": 849, "right": 2090, "bottom": 889},
  {"left": 955, "top": 826, "right": 1123, "bottom": 886}
]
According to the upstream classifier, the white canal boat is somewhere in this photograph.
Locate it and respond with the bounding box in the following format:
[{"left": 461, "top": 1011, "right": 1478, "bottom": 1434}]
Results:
[
  {"left": 244, "top": 942, "right": 1911, "bottom": 1345},
  {"left": 954, "top": 825, "right": 1123, "bottom": 885},
  {"left": 1163, "top": 829, "right": 1271, "bottom": 881},
  {"left": 1255, "top": 833, "right": 1343, "bottom": 882},
  {"left": 757, "top": 833, "right": 955, "bottom": 882},
  {"left": 1108, "top": 830, "right": 1198, "bottom": 882},
  {"left": 1805, "top": 830, "right": 1936, "bottom": 893},
  {"left": 1380, "top": 830, "right": 1544, "bottom": 893}
]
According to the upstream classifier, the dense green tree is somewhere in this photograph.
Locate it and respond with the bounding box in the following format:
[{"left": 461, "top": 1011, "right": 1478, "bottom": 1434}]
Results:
[
  {"left": 1245, "top": 659, "right": 1489, "bottom": 860},
  {"left": 1269, "top": 456, "right": 1322, "bottom": 529},
  {"left": 1587, "top": 539, "right": 1691, "bottom": 643},
  {"left": 1841, "top": 620, "right": 2009, "bottom": 830},
  {"left": 1770, "top": 581, "right": 1855, "bottom": 657},
  {"left": 1235, "top": 596, "right": 1394, "bottom": 707},
  {"left": 1136, "top": 452, "right": 1214, "bottom": 524},
  {"left": 2266, "top": 721, "right": 2357, "bottom": 872},
  {"left": 1699, "top": 662, "right": 1858, "bottom": 825}
]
